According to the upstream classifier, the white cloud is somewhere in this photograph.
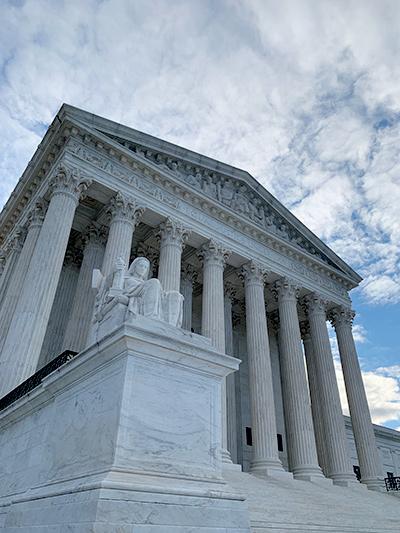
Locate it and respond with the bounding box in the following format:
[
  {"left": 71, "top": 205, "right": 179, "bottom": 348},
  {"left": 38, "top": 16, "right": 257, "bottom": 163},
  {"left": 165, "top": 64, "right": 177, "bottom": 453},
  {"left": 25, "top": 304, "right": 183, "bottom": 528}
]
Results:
[
  {"left": 0, "top": 0, "right": 399, "bottom": 305},
  {"left": 328, "top": 324, "right": 400, "bottom": 428},
  {"left": 335, "top": 362, "right": 400, "bottom": 427},
  {"left": 352, "top": 324, "right": 367, "bottom": 344}
]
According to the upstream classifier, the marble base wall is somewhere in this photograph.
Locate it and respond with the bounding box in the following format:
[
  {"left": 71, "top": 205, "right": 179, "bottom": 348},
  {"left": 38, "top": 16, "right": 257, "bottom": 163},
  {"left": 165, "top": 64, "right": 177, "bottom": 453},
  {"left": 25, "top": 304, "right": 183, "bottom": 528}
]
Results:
[
  {"left": 0, "top": 320, "right": 249, "bottom": 532},
  {"left": 1, "top": 489, "right": 250, "bottom": 532}
]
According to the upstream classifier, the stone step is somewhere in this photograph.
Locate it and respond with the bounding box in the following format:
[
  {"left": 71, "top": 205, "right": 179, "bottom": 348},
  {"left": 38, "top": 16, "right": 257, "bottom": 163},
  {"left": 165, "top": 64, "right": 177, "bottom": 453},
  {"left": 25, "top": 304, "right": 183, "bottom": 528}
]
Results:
[{"left": 224, "top": 470, "right": 400, "bottom": 533}]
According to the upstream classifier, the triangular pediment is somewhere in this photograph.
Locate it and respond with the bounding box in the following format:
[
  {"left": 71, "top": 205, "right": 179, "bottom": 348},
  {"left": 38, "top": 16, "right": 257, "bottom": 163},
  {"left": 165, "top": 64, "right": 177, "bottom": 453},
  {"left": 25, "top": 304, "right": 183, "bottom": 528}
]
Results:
[{"left": 60, "top": 105, "right": 362, "bottom": 284}]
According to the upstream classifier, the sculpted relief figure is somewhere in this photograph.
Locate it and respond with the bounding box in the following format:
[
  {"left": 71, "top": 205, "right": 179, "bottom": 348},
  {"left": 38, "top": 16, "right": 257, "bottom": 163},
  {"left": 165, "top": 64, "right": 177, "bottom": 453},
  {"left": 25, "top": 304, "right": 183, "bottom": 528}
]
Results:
[
  {"left": 92, "top": 257, "right": 183, "bottom": 338},
  {"left": 217, "top": 177, "right": 235, "bottom": 206},
  {"left": 202, "top": 174, "right": 218, "bottom": 198},
  {"left": 233, "top": 183, "right": 249, "bottom": 215},
  {"left": 185, "top": 172, "right": 201, "bottom": 190}
]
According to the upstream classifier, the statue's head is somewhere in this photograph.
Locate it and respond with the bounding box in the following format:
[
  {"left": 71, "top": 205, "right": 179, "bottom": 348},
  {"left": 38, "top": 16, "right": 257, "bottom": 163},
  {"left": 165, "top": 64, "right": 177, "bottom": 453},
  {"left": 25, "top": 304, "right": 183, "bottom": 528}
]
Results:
[{"left": 128, "top": 257, "right": 150, "bottom": 280}]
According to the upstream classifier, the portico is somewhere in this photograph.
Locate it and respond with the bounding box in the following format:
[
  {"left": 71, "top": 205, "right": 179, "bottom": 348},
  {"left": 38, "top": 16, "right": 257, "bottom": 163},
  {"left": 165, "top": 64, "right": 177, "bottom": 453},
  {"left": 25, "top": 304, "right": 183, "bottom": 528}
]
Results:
[{"left": 0, "top": 104, "right": 383, "bottom": 494}]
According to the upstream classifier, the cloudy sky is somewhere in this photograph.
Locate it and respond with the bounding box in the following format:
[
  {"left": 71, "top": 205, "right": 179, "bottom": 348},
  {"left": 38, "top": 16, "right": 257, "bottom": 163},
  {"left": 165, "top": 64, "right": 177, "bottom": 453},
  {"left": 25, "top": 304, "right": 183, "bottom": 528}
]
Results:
[{"left": 1, "top": 0, "right": 399, "bottom": 429}]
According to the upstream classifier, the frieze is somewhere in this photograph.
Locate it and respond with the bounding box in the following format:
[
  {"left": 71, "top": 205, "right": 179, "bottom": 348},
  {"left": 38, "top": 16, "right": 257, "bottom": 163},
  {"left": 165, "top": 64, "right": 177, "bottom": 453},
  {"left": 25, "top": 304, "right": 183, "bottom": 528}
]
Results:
[
  {"left": 66, "top": 138, "right": 349, "bottom": 301},
  {"left": 68, "top": 140, "right": 180, "bottom": 210}
]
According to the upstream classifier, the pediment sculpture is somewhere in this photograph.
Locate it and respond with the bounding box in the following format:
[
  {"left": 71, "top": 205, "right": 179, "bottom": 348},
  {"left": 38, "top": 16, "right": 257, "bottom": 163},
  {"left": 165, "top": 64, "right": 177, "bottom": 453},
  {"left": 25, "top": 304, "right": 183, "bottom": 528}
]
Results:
[
  {"left": 102, "top": 133, "right": 335, "bottom": 268},
  {"left": 90, "top": 257, "right": 183, "bottom": 341}
]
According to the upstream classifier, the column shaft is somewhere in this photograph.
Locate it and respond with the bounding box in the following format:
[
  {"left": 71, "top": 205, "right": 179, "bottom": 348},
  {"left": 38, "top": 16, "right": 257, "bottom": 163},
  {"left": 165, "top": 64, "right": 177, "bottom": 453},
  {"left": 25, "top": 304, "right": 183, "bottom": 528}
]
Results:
[
  {"left": 199, "top": 240, "right": 231, "bottom": 463},
  {"left": 331, "top": 308, "right": 383, "bottom": 491},
  {"left": 181, "top": 263, "right": 196, "bottom": 331},
  {"left": 101, "top": 192, "right": 143, "bottom": 277},
  {"left": 305, "top": 294, "right": 356, "bottom": 486},
  {"left": 62, "top": 226, "right": 106, "bottom": 352},
  {"left": 0, "top": 165, "right": 90, "bottom": 397},
  {"left": 157, "top": 218, "right": 189, "bottom": 292},
  {"left": 37, "top": 252, "right": 80, "bottom": 368},
  {"left": 275, "top": 280, "right": 323, "bottom": 480},
  {"left": 301, "top": 323, "right": 329, "bottom": 476},
  {"left": 241, "top": 262, "right": 285, "bottom": 476},
  {"left": 0, "top": 230, "right": 24, "bottom": 305},
  {"left": 0, "top": 251, "right": 6, "bottom": 279},
  {"left": 224, "top": 283, "right": 238, "bottom": 464},
  {"left": 0, "top": 201, "right": 46, "bottom": 352}
]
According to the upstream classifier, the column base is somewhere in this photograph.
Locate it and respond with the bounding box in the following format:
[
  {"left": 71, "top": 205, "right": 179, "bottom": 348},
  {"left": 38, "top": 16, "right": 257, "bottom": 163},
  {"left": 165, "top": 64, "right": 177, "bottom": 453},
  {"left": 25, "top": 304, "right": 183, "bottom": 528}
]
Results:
[
  {"left": 330, "top": 473, "right": 366, "bottom": 489},
  {"left": 222, "top": 448, "right": 242, "bottom": 471},
  {"left": 361, "top": 476, "right": 385, "bottom": 492},
  {"left": 250, "top": 459, "right": 293, "bottom": 480},
  {"left": 292, "top": 465, "right": 332, "bottom": 485}
]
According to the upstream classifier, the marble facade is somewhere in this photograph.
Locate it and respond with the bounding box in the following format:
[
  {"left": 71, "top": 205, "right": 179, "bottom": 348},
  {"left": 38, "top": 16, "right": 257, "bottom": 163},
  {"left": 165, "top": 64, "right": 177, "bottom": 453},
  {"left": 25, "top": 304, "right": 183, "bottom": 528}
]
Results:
[{"left": 0, "top": 104, "right": 398, "bottom": 532}]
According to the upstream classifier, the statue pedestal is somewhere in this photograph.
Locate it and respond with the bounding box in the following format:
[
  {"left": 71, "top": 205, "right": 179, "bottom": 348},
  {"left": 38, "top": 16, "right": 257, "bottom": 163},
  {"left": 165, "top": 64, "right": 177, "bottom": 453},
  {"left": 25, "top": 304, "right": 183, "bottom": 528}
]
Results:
[{"left": 0, "top": 319, "right": 250, "bottom": 532}]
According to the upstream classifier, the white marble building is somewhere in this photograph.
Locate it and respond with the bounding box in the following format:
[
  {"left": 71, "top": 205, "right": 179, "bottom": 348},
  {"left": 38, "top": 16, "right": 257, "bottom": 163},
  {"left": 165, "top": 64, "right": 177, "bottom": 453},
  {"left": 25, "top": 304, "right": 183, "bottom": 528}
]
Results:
[{"left": 0, "top": 105, "right": 399, "bottom": 532}]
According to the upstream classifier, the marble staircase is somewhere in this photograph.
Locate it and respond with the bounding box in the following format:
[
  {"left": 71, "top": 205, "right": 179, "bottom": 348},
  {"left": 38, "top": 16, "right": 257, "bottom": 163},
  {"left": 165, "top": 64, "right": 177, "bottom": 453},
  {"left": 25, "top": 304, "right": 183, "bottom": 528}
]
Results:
[{"left": 225, "top": 470, "right": 400, "bottom": 533}]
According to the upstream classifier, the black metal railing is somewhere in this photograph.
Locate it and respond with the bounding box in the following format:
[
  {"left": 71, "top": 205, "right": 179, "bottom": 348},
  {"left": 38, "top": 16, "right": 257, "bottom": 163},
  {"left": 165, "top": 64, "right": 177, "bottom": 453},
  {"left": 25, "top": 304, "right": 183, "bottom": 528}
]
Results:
[
  {"left": 0, "top": 350, "right": 78, "bottom": 412},
  {"left": 385, "top": 476, "right": 400, "bottom": 491}
]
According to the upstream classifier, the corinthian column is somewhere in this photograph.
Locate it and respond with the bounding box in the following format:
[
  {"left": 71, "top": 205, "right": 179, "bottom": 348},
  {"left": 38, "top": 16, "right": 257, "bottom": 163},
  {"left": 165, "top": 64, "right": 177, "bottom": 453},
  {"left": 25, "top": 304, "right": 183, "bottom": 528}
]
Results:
[
  {"left": 198, "top": 240, "right": 232, "bottom": 463},
  {"left": 224, "top": 281, "right": 238, "bottom": 464},
  {"left": 330, "top": 307, "right": 383, "bottom": 491},
  {"left": 157, "top": 218, "right": 189, "bottom": 292},
  {"left": 180, "top": 263, "right": 197, "bottom": 331},
  {"left": 0, "top": 200, "right": 47, "bottom": 352},
  {"left": 274, "top": 279, "right": 325, "bottom": 481},
  {"left": 0, "top": 251, "right": 6, "bottom": 278},
  {"left": 241, "top": 261, "right": 286, "bottom": 477},
  {"left": 62, "top": 225, "right": 106, "bottom": 353},
  {"left": 300, "top": 321, "right": 329, "bottom": 476},
  {"left": 0, "top": 164, "right": 91, "bottom": 397},
  {"left": 101, "top": 192, "right": 144, "bottom": 277},
  {"left": 37, "top": 248, "right": 80, "bottom": 368},
  {"left": 303, "top": 294, "right": 357, "bottom": 487},
  {"left": 0, "top": 228, "right": 25, "bottom": 305}
]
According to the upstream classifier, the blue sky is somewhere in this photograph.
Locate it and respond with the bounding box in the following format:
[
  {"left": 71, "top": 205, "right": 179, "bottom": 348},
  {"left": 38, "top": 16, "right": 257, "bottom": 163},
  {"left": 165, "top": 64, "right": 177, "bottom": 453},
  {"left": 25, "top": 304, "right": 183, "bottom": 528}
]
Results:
[{"left": 0, "top": 0, "right": 399, "bottom": 428}]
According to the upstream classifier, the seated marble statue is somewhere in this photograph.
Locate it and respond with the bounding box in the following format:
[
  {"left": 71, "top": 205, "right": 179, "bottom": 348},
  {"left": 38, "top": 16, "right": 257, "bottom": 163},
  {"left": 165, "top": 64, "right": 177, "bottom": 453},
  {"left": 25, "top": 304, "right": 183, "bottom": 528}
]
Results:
[{"left": 123, "top": 257, "right": 183, "bottom": 327}]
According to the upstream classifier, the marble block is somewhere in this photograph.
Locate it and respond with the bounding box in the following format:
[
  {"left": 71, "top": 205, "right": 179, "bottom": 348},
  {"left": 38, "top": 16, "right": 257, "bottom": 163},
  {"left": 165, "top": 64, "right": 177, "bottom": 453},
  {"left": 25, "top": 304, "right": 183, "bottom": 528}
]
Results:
[{"left": 0, "top": 319, "right": 250, "bottom": 532}]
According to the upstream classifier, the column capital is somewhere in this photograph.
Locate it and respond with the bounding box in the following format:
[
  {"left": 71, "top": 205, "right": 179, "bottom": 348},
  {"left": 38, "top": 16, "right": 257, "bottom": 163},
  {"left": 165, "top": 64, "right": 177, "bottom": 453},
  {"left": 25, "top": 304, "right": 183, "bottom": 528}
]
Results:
[
  {"left": 301, "top": 292, "right": 329, "bottom": 317},
  {"left": 328, "top": 306, "right": 355, "bottom": 329},
  {"left": 82, "top": 223, "right": 108, "bottom": 250},
  {"left": 232, "top": 299, "right": 246, "bottom": 327},
  {"left": 0, "top": 250, "right": 6, "bottom": 274},
  {"left": 136, "top": 243, "right": 159, "bottom": 276},
  {"left": 232, "top": 309, "right": 243, "bottom": 328},
  {"left": 272, "top": 277, "right": 300, "bottom": 302},
  {"left": 197, "top": 239, "right": 231, "bottom": 267},
  {"left": 49, "top": 164, "right": 92, "bottom": 204},
  {"left": 157, "top": 217, "right": 190, "bottom": 247},
  {"left": 299, "top": 320, "right": 311, "bottom": 340},
  {"left": 27, "top": 198, "right": 48, "bottom": 229},
  {"left": 239, "top": 260, "right": 267, "bottom": 285},
  {"left": 267, "top": 309, "right": 280, "bottom": 333},
  {"left": 7, "top": 227, "right": 26, "bottom": 254},
  {"left": 107, "top": 191, "right": 145, "bottom": 227},
  {"left": 63, "top": 245, "right": 82, "bottom": 270},
  {"left": 181, "top": 262, "right": 198, "bottom": 284},
  {"left": 224, "top": 281, "right": 237, "bottom": 301}
]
